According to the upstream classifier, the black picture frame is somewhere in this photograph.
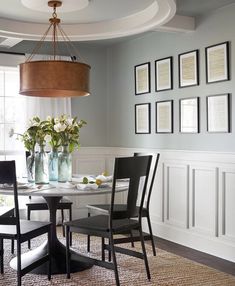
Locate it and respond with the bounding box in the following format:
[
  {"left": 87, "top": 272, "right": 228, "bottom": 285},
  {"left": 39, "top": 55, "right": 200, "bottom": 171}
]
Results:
[
  {"left": 135, "top": 103, "right": 151, "bottom": 134},
  {"left": 155, "top": 56, "right": 173, "bottom": 92},
  {"left": 155, "top": 100, "right": 173, "bottom": 133},
  {"left": 179, "top": 97, "right": 200, "bottom": 133},
  {"left": 134, "top": 62, "right": 151, "bottom": 95},
  {"left": 205, "top": 41, "right": 230, "bottom": 84},
  {"left": 206, "top": 94, "right": 230, "bottom": 133},
  {"left": 179, "top": 49, "right": 199, "bottom": 88}
]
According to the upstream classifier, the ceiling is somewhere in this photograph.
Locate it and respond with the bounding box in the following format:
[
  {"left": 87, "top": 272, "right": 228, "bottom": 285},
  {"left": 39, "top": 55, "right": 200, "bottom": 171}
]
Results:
[
  {"left": 0, "top": 0, "right": 234, "bottom": 51},
  {"left": 176, "top": 0, "right": 235, "bottom": 17}
]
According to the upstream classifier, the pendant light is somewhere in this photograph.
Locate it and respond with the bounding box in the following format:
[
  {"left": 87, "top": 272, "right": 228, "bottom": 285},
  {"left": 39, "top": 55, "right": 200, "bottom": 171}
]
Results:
[{"left": 19, "top": 0, "right": 90, "bottom": 97}]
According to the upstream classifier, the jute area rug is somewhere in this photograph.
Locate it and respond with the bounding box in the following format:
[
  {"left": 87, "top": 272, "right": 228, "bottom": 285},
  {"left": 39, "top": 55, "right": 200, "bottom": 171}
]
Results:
[{"left": 0, "top": 231, "right": 234, "bottom": 286}]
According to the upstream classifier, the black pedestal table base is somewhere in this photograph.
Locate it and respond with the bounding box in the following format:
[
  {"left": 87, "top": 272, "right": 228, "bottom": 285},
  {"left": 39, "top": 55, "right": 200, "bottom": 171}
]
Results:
[{"left": 10, "top": 196, "right": 93, "bottom": 274}]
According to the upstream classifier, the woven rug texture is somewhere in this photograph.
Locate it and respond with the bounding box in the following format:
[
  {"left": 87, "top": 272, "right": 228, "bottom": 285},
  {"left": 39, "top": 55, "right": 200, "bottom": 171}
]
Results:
[{"left": 0, "top": 231, "right": 234, "bottom": 286}]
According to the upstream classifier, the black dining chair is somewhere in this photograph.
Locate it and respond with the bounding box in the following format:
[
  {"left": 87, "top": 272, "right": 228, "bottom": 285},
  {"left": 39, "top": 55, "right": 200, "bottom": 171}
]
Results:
[
  {"left": 0, "top": 160, "right": 52, "bottom": 286},
  {"left": 0, "top": 206, "right": 15, "bottom": 255},
  {"left": 25, "top": 151, "right": 73, "bottom": 249},
  {"left": 87, "top": 152, "right": 160, "bottom": 256},
  {"left": 65, "top": 155, "right": 152, "bottom": 286}
]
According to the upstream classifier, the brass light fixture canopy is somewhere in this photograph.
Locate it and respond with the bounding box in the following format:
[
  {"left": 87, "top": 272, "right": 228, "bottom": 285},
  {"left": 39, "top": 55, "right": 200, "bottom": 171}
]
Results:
[{"left": 19, "top": 0, "right": 91, "bottom": 97}]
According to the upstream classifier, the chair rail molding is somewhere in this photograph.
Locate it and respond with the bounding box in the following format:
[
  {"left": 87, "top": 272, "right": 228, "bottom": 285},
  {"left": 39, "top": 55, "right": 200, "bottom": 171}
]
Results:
[{"left": 72, "top": 146, "right": 235, "bottom": 262}]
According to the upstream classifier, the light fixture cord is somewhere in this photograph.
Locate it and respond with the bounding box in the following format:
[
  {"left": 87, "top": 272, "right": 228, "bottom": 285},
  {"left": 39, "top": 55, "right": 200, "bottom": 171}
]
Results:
[
  {"left": 58, "top": 24, "right": 86, "bottom": 63},
  {"left": 26, "top": 1, "right": 87, "bottom": 63},
  {"left": 52, "top": 4, "right": 57, "bottom": 60},
  {"left": 26, "top": 22, "right": 53, "bottom": 62}
]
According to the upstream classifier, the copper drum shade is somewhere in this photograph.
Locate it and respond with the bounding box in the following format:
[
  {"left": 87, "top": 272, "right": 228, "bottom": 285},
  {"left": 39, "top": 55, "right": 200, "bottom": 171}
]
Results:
[{"left": 19, "top": 60, "right": 90, "bottom": 97}]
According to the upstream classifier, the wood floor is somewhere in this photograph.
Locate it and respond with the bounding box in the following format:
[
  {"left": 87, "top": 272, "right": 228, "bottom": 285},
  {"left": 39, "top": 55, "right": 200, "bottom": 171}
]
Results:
[{"left": 155, "top": 236, "right": 235, "bottom": 276}]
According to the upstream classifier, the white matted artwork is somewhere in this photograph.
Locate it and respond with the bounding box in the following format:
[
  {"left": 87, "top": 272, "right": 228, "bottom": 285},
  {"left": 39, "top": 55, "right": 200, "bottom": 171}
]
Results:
[
  {"left": 207, "top": 94, "right": 230, "bottom": 133},
  {"left": 155, "top": 56, "right": 173, "bottom": 91},
  {"left": 206, "top": 42, "right": 229, "bottom": 83},
  {"left": 134, "top": 62, "right": 151, "bottom": 95},
  {"left": 155, "top": 100, "right": 173, "bottom": 133},
  {"left": 179, "top": 97, "right": 199, "bottom": 133},
  {"left": 135, "top": 103, "right": 151, "bottom": 134},
  {"left": 179, "top": 50, "right": 199, "bottom": 88}
]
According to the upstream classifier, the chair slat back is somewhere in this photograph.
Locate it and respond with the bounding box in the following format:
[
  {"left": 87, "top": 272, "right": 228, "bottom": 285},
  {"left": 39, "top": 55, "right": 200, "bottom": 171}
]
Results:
[
  {"left": 0, "top": 161, "right": 20, "bottom": 233},
  {"left": 110, "top": 156, "right": 152, "bottom": 220},
  {"left": 134, "top": 153, "right": 160, "bottom": 210}
]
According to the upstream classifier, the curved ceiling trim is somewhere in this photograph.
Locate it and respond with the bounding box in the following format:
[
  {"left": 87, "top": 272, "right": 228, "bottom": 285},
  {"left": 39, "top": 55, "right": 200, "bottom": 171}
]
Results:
[{"left": 0, "top": 0, "right": 176, "bottom": 41}]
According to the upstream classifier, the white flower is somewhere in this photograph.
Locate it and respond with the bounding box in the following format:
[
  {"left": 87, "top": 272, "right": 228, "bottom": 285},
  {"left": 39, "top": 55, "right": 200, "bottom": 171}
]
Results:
[
  {"left": 54, "top": 117, "right": 59, "bottom": 124},
  {"left": 66, "top": 118, "right": 73, "bottom": 126},
  {"left": 46, "top": 115, "right": 52, "bottom": 121},
  {"left": 54, "top": 123, "right": 67, "bottom": 132}
]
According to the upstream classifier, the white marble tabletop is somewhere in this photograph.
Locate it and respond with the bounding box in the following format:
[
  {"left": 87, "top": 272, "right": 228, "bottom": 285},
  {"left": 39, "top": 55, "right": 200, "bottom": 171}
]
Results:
[{"left": 0, "top": 179, "right": 128, "bottom": 197}]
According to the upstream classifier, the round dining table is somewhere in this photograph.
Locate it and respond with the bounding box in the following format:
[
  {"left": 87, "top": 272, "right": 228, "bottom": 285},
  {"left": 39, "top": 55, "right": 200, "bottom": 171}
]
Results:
[{"left": 0, "top": 179, "right": 128, "bottom": 275}]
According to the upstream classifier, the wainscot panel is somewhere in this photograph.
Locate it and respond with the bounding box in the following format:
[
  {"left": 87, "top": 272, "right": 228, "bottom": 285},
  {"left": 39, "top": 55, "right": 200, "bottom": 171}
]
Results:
[{"left": 72, "top": 147, "right": 235, "bottom": 262}]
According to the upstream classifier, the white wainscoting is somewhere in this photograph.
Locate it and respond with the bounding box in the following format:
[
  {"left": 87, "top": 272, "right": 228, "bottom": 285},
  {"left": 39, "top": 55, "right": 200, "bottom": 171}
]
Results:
[{"left": 71, "top": 147, "right": 235, "bottom": 262}]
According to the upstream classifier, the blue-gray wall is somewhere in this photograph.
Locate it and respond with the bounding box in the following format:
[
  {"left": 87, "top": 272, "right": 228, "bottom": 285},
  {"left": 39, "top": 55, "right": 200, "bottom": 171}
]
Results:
[
  {"left": 71, "top": 46, "right": 108, "bottom": 146},
  {"left": 72, "top": 4, "right": 235, "bottom": 151}
]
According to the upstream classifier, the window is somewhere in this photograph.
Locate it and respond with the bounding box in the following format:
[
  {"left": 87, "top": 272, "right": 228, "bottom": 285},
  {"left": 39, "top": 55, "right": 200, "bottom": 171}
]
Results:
[{"left": 0, "top": 66, "right": 27, "bottom": 177}]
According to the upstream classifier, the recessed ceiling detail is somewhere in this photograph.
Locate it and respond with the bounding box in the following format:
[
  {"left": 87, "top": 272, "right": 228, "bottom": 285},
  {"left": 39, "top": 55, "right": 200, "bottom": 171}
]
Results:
[
  {"left": 0, "top": 0, "right": 176, "bottom": 41},
  {"left": 21, "top": 0, "right": 89, "bottom": 13}
]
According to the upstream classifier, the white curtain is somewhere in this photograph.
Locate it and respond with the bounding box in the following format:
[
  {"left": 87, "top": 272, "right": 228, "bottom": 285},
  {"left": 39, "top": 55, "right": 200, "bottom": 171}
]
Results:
[{"left": 25, "top": 97, "right": 71, "bottom": 121}]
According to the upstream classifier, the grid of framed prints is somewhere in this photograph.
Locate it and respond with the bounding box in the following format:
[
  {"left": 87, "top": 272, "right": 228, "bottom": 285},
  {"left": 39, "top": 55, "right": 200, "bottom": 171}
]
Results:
[
  {"left": 134, "top": 40, "right": 231, "bottom": 135},
  {"left": 134, "top": 41, "right": 230, "bottom": 92},
  {"left": 134, "top": 96, "right": 231, "bottom": 134}
]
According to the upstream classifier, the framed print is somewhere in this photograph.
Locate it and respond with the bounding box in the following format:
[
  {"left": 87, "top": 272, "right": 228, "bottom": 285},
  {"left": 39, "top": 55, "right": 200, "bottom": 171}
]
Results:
[
  {"left": 179, "top": 50, "right": 199, "bottom": 88},
  {"left": 179, "top": 97, "right": 199, "bottom": 133},
  {"left": 207, "top": 94, "right": 230, "bottom": 133},
  {"left": 134, "top": 62, "right": 151, "bottom": 95},
  {"left": 135, "top": 103, "right": 151, "bottom": 134},
  {"left": 155, "top": 56, "right": 173, "bottom": 91},
  {"left": 205, "top": 41, "right": 230, "bottom": 83},
  {"left": 155, "top": 100, "right": 173, "bottom": 133}
]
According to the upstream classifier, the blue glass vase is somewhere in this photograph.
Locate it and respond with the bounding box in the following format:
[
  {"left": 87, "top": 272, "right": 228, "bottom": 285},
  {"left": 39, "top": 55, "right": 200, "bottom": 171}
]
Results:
[
  {"left": 35, "top": 145, "right": 49, "bottom": 184},
  {"left": 58, "top": 145, "right": 72, "bottom": 182},
  {"left": 49, "top": 148, "right": 58, "bottom": 181},
  {"left": 26, "top": 150, "right": 35, "bottom": 183}
]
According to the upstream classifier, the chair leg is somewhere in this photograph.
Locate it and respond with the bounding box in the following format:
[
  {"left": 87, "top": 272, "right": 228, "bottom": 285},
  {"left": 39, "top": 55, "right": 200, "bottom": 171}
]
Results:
[
  {"left": 61, "top": 209, "right": 65, "bottom": 237},
  {"left": 0, "top": 238, "right": 4, "bottom": 274},
  {"left": 108, "top": 239, "right": 111, "bottom": 262},
  {"left": 146, "top": 214, "right": 156, "bottom": 256},
  {"left": 16, "top": 240, "right": 22, "bottom": 286},
  {"left": 101, "top": 237, "right": 105, "bottom": 261},
  {"left": 130, "top": 230, "right": 135, "bottom": 247},
  {"left": 69, "top": 207, "right": 72, "bottom": 246},
  {"left": 109, "top": 233, "right": 120, "bottom": 286},
  {"left": 139, "top": 227, "right": 151, "bottom": 280},
  {"left": 27, "top": 208, "right": 31, "bottom": 249},
  {"left": 65, "top": 226, "right": 71, "bottom": 279},
  {"left": 11, "top": 239, "right": 14, "bottom": 254},
  {"left": 87, "top": 212, "right": 90, "bottom": 252}
]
